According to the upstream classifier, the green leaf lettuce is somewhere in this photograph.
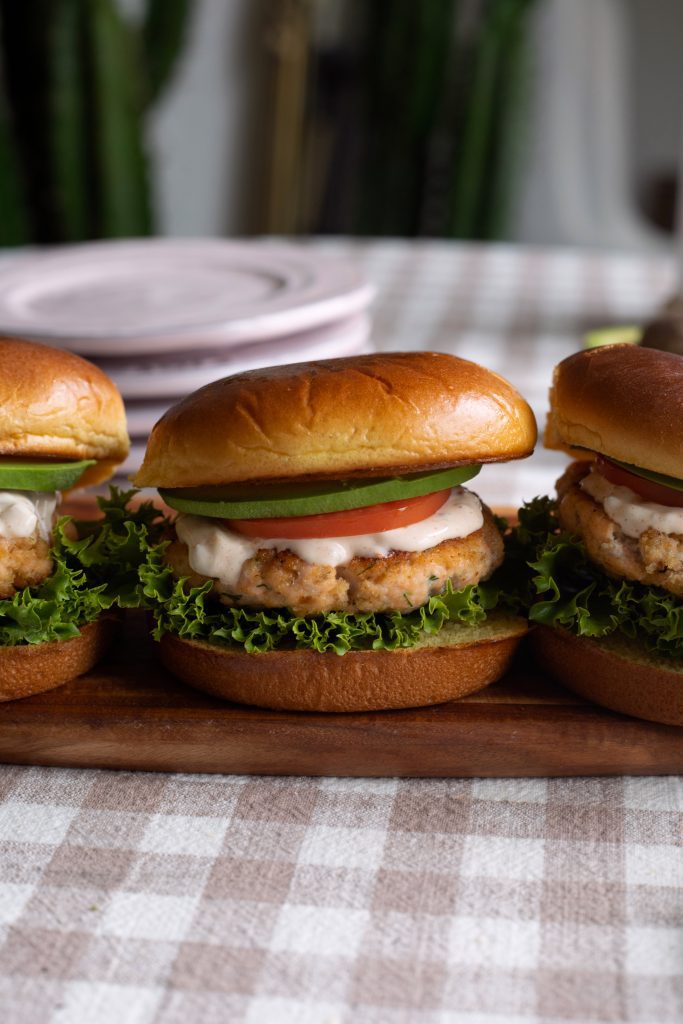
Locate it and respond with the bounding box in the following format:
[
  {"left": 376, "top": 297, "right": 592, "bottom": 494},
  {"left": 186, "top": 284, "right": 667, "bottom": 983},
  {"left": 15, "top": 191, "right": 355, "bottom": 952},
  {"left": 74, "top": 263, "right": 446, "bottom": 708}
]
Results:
[
  {"left": 510, "top": 496, "right": 683, "bottom": 658},
  {"left": 0, "top": 487, "right": 162, "bottom": 647}
]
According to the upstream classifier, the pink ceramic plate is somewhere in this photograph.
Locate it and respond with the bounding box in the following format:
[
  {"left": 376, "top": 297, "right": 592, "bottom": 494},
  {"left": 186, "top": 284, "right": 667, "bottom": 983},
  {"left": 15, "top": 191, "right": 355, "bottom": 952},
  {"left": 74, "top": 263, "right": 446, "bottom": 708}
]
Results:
[
  {"left": 107, "top": 312, "right": 372, "bottom": 401},
  {"left": 0, "top": 240, "right": 373, "bottom": 355}
]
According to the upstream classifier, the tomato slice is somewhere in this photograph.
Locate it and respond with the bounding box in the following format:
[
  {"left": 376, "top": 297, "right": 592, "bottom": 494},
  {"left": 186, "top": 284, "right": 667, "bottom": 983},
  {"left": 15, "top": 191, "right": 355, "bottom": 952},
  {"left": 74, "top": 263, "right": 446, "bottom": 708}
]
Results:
[
  {"left": 227, "top": 488, "right": 451, "bottom": 539},
  {"left": 597, "top": 456, "right": 683, "bottom": 508}
]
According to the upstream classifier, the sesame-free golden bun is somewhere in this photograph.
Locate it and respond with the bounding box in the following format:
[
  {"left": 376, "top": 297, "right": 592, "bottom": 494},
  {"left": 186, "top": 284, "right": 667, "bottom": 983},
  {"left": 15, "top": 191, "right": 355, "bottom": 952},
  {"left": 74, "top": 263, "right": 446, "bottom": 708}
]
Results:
[
  {"left": 532, "top": 625, "right": 683, "bottom": 727},
  {"left": 545, "top": 344, "right": 683, "bottom": 477},
  {"left": 134, "top": 351, "right": 537, "bottom": 488},
  {"left": 0, "top": 337, "right": 129, "bottom": 486},
  {"left": 159, "top": 614, "right": 529, "bottom": 712},
  {"left": 0, "top": 615, "right": 119, "bottom": 702}
]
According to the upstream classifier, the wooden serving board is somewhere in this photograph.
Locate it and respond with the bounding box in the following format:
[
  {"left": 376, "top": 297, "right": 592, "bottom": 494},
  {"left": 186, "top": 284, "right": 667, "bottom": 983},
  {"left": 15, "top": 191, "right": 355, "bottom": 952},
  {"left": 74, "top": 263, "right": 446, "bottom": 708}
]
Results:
[{"left": 0, "top": 611, "right": 681, "bottom": 777}]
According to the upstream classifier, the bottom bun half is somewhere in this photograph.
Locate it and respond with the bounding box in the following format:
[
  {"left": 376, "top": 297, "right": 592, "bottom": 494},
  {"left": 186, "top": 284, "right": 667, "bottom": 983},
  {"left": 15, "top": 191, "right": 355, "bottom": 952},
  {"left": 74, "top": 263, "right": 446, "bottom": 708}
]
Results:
[
  {"left": 159, "top": 613, "right": 528, "bottom": 712},
  {"left": 0, "top": 615, "right": 119, "bottom": 702},
  {"left": 532, "top": 625, "right": 683, "bottom": 727}
]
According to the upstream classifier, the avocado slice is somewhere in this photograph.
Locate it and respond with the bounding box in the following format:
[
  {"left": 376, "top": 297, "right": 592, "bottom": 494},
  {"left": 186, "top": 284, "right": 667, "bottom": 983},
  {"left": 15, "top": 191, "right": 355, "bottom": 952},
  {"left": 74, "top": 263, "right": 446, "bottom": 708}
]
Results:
[
  {"left": 161, "top": 465, "right": 482, "bottom": 519},
  {"left": 583, "top": 325, "right": 641, "bottom": 349},
  {"left": 609, "top": 458, "right": 683, "bottom": 492},
  {"left": 0, "top": 458, "right": 97, "bottom": 491}
]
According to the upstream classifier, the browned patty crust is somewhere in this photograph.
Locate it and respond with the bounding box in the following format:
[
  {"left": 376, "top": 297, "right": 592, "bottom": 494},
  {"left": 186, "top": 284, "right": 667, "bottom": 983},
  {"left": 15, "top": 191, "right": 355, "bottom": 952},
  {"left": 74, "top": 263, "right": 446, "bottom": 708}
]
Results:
[
  {"left": 0, "top": 534, "right": 52, "bottom": 599},
  {"left": 557, "top": 461, "right": 683, "bottom": 596},
  {"left": 164, "top": 504, "right": 504, "bottom": 616}
]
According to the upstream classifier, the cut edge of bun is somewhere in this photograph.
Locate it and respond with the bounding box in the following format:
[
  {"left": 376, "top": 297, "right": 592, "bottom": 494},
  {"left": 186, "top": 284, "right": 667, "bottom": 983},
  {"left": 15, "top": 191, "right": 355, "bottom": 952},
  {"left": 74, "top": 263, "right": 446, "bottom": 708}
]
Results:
[
  {"left": 0, "top": 616, "right": 119, "bottom": 702},
  {"left": 532, "top": 625, "right": 683, "bottom": 727},
  {"left": 158, "top": 614, "right": 529, "bottom": 712}
]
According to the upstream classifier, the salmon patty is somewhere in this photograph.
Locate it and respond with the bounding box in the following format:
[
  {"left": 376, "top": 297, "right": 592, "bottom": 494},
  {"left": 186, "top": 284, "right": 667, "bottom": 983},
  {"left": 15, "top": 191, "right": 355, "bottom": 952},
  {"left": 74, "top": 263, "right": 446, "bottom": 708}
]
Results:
[
  {"left": 557, "top": 461, "right": 683, "bottom": 596},
  {"left": 0, "top": 534, "right": 52, "bottom": 599},
  {"left": 164, "top": 505, "right": 504, "bottom": 615}
]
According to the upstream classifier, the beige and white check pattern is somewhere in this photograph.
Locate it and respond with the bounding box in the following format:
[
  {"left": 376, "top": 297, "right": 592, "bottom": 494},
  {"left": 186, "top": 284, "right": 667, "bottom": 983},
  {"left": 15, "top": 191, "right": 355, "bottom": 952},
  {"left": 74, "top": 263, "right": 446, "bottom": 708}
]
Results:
[
  {"left": 1, "top": 241, "right": 681, "bottom": 1022},
  {"left": 0, "top": 771, "right": 681, "bottom": 1023}
]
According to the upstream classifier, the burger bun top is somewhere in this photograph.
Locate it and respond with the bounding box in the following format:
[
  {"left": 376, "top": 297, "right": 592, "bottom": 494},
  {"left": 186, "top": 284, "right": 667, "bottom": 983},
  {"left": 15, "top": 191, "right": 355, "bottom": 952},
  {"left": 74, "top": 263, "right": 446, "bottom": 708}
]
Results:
[
  {"left": 0, "top": 337, "right": 129, "bottom": 485},
  {"left": 545, "top": 343, "right": 683, "bottom": 478},
  {"left": 134, "top": 351, "right": 537, "bottom": 488}
]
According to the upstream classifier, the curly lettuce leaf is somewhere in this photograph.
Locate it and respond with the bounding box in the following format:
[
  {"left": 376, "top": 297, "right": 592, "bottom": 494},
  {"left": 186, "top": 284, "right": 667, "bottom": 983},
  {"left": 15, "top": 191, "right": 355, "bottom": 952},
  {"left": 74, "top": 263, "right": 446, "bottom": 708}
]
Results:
[
  {"left": 511, "top": 497, "right": 683, "bottom": 658},
  {"left": 0, "top": 519, "right": 110, "bottom": 646},
  {"left": 61, "top": 487, "right": 165, "bottom": 608},
  {"left": 0, "top": 487, "right": 165, "bottom": 646},
  {"left": 139, "top": 539, "right": 503, "bottom": 655}
]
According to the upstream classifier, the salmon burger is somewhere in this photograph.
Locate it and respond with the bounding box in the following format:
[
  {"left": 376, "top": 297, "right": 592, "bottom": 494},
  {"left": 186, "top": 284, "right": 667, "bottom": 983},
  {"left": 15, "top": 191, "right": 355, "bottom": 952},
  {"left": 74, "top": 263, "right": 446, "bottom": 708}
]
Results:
[
  {"left": 135, "top": 351, "right": 537, "bottom": 712},
  {"left": 519, "top": 344, "right": 683, "bottom": 726},
  {"left": 0, "top": 338, "right": 129, "bottom": 700}
]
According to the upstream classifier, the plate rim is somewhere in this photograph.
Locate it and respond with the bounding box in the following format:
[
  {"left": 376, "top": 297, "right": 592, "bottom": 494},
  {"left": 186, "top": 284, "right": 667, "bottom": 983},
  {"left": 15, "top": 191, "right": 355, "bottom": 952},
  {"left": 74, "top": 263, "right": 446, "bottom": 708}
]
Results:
[
  {"left": 0, "top": 239, "right": 374, "bottom": 353},
  {"left": 114, "top": 313, "right": 373, "bottom": 400}
]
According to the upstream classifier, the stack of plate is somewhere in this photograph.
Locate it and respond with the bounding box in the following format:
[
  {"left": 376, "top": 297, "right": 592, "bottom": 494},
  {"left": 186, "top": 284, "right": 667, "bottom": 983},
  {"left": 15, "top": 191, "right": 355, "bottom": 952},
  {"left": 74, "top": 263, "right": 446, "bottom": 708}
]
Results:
[{"left": 0, "top": 239, "right": 374, "bottom": 477}]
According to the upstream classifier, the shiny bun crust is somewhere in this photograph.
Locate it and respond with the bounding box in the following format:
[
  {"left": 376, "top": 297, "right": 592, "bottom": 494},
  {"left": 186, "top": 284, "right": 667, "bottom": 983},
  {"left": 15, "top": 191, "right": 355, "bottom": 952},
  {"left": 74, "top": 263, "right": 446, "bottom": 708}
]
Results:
[
  {"left": 532, "top": 626, "right": 683, "bottom": 727},
  {"left": 158, "top": 617, "right": 528, "bottom": 712},
  {"left": 134, "top": 351, "right": 537, "bottom": 487},
  {"left": 546, "top": 344, "right": 683, "bottom": 477},
  {"left": 0, "top": 616, "right": 118, "bottom": 702},
  {"left": 0, "top": 338, "right": 129, "bottom": 481}
]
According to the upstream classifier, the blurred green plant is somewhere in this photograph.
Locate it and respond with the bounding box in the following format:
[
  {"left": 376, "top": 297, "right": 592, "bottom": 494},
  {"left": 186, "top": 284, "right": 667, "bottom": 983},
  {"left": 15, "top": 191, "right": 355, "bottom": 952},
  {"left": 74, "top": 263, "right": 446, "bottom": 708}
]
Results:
[
  {"left": 0, "top": 0, "right": 193, "bottom": 245},
  {"left": 449, "top": 0, "right": 538, "bottom": 239},
  {"left": 344, "top": 0, "right": 538, "bottom": 239}
]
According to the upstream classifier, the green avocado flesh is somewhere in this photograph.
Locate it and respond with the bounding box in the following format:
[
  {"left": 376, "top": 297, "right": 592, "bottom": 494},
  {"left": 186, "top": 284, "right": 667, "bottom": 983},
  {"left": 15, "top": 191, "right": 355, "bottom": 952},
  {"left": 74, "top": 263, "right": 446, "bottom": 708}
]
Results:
[
  {"left": 0, "top": 458, "right": 97, "bottom": 491},
  {"left": 160, "top": 465, "right": 482, "bottom": 519},
  {"left": 583, "top": 325, "right": 641, "bottom": 348},
  {"left": 609, "top": 458, "right": 683, "bottom": 493}
]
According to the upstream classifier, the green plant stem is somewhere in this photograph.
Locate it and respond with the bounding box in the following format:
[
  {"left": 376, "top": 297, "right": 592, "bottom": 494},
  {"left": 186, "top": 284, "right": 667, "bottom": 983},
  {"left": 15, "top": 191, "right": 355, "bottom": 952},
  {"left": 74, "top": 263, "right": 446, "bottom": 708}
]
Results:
[
  {"left": 0, "top": 84, "right": 29, "bottom": 244},
  {"left": 450, "top": 0, "right": 535, "bottom": 239},
  {"left": 355, "top": 0, "right": 456, "bottom": 236},
  {"left": 84, "top": 0, "right": 153, "bottom": 236},
  {"left": 49, "top": 0, "right": 90, "bottom": 240},
  {"left": 141, "top": 0, "right": 192, "bottom": 106}
]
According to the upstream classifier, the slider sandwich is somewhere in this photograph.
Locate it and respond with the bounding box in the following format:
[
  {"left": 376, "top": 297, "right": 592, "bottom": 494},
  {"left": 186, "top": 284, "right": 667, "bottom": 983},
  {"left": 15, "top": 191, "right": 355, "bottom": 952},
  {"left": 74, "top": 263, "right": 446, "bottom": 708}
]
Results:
[
  {"left": 0, "top": 338, "right": 131, "bottom": 700},
  {"left": 517, "top": 344, "right": 683, "bottom": 725},
  {"left": 135, "top": 352, "right": 537, "bottom": 711}
]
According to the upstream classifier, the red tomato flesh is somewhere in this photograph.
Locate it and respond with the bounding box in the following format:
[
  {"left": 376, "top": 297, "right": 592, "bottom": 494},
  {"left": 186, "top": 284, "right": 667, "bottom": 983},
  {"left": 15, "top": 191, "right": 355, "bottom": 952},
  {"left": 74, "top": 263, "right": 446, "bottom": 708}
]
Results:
[
  {"left": 227, "top": 488, "right": 451, "bottom": 539},
  {"left": 597, "top": 456, "right": 683, "bottom": 508}
]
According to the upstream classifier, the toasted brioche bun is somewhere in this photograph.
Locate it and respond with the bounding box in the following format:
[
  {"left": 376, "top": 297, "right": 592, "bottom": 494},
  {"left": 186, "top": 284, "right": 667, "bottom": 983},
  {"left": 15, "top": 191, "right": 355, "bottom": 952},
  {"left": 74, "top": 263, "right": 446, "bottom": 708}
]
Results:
[
  {"left": 134, "top": 352, "right": 537, "bottom": 488},
  {"left": 532, "top": 626, "right": 683, "bottom": 727},
  {"left": 0, "top": 616, "right": 119, "bottom": 702},
  {"left": 545, "top": 344, "right": 683, "bottom": 478},
  {"left": 0, "top": 337, "right": 129, "bottom": 485},
  {"left": 158, "top": 614, "right": 528, "bottom": 712}
]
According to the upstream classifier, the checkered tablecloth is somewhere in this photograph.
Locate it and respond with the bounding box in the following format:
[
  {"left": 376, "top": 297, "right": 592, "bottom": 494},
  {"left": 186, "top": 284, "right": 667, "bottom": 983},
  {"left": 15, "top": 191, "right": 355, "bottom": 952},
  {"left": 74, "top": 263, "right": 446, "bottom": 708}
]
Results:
[
  {"left": 1, "top": 772, "right": 681, "bottom": 1023},
  {"left": 1, "top": 241, "right": 682, "bottom": 1024}
]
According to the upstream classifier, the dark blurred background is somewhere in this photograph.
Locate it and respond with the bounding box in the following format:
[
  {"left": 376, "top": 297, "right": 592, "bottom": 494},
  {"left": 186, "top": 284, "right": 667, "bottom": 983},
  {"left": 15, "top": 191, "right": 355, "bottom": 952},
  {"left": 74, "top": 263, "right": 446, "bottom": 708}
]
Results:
[{"left": 0, "top": 0, "right": 681, "bottom": 250}]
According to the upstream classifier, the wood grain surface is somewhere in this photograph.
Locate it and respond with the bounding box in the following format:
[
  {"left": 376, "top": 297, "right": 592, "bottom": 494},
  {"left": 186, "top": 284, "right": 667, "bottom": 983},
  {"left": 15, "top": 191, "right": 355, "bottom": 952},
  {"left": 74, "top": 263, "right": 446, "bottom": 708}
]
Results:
[{"left": 0, "top": 611, "right": 681, "bottom": 777}]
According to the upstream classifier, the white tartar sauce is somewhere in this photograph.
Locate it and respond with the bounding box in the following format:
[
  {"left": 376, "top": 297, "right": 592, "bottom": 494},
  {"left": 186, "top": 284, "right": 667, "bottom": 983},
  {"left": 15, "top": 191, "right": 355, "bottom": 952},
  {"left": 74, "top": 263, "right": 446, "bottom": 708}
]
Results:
[
  {"left": 0, "top": 490, "right": 58, "bottom": 541},
  {"left": 581, "top": 471, "right": 683, "bottom": 539},
  {"left": 176, "top": 487, "right": 484, "bottom": 589}
]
